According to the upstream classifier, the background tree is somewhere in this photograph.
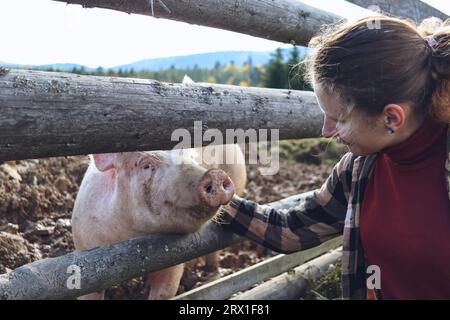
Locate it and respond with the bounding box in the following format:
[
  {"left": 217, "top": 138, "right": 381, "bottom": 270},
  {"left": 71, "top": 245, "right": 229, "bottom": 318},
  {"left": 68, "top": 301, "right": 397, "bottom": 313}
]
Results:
[{"left": 263, "top": 48, "right": 287, "bottom": 89}]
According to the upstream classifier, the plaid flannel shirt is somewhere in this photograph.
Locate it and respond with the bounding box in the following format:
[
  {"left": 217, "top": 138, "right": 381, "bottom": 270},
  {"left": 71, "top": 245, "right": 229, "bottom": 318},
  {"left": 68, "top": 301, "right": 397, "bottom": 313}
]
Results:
[{"left": 224, "top": 129, "right": 450, "bottom": 300}]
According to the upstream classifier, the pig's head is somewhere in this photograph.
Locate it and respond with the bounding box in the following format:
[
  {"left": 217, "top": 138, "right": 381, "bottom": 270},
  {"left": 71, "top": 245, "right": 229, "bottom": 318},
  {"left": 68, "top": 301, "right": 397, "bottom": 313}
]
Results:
[{"left": 92, "top": 150, "right": 235, "bottom": 234}]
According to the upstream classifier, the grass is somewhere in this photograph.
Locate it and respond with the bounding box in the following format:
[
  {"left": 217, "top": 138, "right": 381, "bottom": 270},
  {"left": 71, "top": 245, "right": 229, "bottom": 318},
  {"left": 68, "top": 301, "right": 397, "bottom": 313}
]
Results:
[{"left": 303, "top": 262, "right": 342, "bottom": 300}]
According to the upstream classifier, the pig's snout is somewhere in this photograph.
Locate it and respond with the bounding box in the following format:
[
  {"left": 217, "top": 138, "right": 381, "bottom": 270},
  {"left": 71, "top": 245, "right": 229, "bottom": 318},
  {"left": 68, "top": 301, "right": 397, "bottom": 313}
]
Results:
[{"left": 198, "top": 169, "right": 234, "bottom": 209}]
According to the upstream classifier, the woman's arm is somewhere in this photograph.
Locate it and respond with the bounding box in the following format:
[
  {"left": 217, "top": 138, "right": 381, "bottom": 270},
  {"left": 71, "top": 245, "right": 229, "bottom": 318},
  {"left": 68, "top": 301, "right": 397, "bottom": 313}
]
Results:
[{"left": 221, "top": 152, "right": 356, "bottom": 254}]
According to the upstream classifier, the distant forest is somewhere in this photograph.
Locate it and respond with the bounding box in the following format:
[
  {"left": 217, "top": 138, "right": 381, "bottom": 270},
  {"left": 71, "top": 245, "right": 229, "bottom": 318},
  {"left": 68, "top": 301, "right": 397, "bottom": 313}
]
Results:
[{"left": 41, "top": 47, "right": 313, "bottom": 91}]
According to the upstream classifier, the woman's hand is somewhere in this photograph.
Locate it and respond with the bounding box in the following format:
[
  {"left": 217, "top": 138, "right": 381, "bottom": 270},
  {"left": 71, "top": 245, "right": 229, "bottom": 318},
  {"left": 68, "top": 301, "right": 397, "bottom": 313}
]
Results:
[{"left": 220, "top": 195, "right": 242, "bottom": 218}]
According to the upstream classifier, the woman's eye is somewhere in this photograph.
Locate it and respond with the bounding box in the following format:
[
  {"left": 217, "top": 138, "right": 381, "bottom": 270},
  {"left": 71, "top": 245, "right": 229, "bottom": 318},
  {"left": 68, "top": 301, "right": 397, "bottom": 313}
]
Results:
[{"left": 143, "top": 164, "right": 150, "bottom": 170}]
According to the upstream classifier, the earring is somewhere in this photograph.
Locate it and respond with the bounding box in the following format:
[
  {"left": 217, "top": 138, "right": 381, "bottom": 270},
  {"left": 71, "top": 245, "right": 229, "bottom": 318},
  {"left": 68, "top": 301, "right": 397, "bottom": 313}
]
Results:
[{"left": 387, "top": 128, "right": 395, "bottom": 134}]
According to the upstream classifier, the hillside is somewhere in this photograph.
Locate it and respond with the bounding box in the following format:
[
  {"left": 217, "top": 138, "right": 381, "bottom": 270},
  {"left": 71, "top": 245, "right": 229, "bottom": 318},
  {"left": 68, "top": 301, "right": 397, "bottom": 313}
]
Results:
[{"left": 0, "top": 47, "right": 309, "bottom": 72}]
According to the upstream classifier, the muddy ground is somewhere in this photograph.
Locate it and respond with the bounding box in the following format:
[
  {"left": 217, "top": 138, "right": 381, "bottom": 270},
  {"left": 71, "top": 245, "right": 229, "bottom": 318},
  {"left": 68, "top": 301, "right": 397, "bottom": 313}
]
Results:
[{"left": 0, "top": 139, "right": 346, "bottom": 299}]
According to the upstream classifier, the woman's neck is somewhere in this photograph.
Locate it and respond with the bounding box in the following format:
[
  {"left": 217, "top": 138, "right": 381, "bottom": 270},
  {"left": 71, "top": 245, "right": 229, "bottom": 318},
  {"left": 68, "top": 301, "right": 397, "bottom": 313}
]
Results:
[{"left": 388, "top": 114, "right": 425, "bottom": 148}]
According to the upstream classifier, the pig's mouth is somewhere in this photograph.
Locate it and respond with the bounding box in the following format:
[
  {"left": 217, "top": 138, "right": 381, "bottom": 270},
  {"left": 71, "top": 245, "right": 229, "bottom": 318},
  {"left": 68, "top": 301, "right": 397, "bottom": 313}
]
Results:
[
  {"left": 190, "top": 203, "right": 221, "bottom": 220},
  {"left": 164, "top": 200, "right": 219, "bottom": 221}
]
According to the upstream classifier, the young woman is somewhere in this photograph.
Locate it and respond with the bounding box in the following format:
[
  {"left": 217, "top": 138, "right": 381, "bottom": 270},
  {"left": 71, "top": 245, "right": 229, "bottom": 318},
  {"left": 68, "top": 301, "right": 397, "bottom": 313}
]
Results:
[{"left": 222, "top": 17, "right": 450, "bottom": 300}]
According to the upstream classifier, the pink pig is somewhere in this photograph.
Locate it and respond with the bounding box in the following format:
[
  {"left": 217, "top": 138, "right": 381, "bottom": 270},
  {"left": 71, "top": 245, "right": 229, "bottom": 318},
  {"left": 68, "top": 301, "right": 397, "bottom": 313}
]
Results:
[{"left": 72, "top": 145, "right": 246, "bottom": 299}]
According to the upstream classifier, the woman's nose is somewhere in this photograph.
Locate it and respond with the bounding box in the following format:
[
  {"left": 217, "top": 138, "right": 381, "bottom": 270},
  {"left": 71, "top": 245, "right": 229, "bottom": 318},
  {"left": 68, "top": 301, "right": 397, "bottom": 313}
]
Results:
[{"left": 322, "top": 118, "right": 337, "bottom": 138}]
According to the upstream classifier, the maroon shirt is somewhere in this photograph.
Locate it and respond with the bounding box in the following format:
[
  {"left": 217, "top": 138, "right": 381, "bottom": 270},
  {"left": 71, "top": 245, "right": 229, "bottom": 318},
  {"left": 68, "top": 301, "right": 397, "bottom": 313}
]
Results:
[{"left": 360, "top": 117, "right": 450, "bottom": 299}]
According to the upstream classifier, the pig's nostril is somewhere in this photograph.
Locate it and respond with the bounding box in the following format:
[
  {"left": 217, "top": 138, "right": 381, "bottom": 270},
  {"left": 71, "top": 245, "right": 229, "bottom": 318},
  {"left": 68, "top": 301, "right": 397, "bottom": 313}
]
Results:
[
  {"left": 205, "top": 185, "right": 213, "bottom": 194},
  {"left": 222, "top": 179, "right": 232, "bottom": 191}
]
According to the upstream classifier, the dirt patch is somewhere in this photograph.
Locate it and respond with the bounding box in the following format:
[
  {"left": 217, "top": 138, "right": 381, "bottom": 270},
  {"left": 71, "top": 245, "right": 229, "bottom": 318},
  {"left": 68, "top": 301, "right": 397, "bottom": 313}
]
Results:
[{"left": 0, "top": 157, "right": 88, "bottom": 273}]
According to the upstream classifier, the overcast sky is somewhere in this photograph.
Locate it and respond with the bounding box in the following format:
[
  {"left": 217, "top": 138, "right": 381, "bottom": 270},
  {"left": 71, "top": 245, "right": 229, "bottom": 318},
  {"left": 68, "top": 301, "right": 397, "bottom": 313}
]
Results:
[{"left": 0, "top": 0, "right": 448, "bottom": 68}]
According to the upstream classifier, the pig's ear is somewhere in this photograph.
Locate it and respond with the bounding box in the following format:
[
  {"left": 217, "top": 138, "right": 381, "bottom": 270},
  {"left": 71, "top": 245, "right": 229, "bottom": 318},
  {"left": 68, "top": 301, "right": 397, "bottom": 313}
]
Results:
[{"left": 92, "top": 153, "right": 115, "bottom": 172}]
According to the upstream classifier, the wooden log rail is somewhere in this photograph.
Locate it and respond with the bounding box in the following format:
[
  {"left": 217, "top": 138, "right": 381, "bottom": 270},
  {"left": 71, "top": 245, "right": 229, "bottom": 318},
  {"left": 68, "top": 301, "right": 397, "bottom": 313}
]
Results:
[
  {"left": 52, "top": 0, "right": 341, "bottom": 46},
  {"left": 0, "top": 69, "right": 323, "bottom": 161}
]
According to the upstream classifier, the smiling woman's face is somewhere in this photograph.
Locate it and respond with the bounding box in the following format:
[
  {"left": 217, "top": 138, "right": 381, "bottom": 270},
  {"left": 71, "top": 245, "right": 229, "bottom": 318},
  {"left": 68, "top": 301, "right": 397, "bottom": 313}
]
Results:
[{"left": 315, "top": 86, "right": 387, "bottom": 156}]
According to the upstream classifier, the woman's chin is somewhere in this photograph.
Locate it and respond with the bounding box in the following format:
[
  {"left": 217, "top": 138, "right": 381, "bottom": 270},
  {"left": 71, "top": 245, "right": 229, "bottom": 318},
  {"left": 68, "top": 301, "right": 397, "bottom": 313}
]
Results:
[{"left": 348, "top": 145, "right": 373, "bottom": 156}]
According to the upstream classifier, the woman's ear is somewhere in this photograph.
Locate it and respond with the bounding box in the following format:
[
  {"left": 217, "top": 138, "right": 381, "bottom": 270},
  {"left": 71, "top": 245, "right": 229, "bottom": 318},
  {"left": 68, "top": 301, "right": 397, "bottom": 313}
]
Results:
[{"left": 382, "top": 104, "right": 407, "bottom": 132}]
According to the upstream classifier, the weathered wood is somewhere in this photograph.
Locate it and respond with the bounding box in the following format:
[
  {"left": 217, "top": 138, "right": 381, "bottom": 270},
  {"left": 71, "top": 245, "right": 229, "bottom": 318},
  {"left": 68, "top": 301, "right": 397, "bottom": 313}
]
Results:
[
  {"left": 0, "top": 222, "right": 242, "bottom": 300},
  {"left": 0, "top": 193, "right": 310, "bottom": 299},
  {"left": 0, "top": 69, "right": 322, "bottom": 161},
  {"left": 173, "top": 236, "right": 342, "bottom": 300},
  {"left": 347, "top": 0, "right": 448, "bottom": 23},
  {"left": 230, "top": 247, "right": 342, "bottom": 300},
  {"left": 52, "top": 0, "right": 340, "bottom": 46}
]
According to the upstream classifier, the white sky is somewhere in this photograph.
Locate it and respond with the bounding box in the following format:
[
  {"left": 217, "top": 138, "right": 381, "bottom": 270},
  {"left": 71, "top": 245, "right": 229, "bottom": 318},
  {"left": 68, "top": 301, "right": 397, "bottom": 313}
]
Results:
[{"left": 0, "top": 0, "right": 448, "bottom": 68}]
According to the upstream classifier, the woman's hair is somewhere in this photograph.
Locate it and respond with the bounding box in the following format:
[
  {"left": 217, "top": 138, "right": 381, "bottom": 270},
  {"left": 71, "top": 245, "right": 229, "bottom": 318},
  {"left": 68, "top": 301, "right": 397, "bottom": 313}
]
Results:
[{"left": 303, "top": 16, "right": 450, "bottom": 123}]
